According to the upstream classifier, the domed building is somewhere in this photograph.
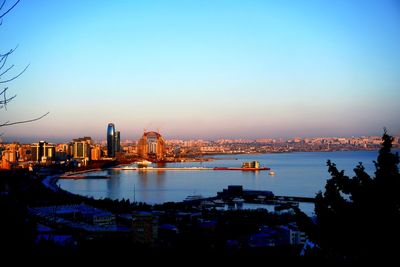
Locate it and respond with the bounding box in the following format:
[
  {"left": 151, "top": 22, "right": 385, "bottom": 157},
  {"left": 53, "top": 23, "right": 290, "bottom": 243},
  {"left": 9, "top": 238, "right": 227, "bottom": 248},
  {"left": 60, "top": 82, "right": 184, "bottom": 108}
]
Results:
[{"left": 137, "top": 131, "right": 166, "bottom": 161}]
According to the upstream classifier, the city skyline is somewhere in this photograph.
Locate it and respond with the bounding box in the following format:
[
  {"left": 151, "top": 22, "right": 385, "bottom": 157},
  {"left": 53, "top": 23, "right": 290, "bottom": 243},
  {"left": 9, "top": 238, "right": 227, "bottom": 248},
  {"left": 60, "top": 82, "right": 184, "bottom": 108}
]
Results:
[
  {"left": 1, "top": 0, "right": 399, "bottom": 140},
  {"left": 1, "top": 127, "right": 398, "bottom": 145}
]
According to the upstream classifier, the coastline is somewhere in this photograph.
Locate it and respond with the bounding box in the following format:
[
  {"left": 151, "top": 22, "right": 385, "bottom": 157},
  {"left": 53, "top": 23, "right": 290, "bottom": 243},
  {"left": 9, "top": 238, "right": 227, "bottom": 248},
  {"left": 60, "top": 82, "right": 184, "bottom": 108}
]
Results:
[
  {"left": 201, "top": 147, "right": 381, "bottom": 156},
  {"left": 56, "top": 150, "right": 382, "bottom": 205}
]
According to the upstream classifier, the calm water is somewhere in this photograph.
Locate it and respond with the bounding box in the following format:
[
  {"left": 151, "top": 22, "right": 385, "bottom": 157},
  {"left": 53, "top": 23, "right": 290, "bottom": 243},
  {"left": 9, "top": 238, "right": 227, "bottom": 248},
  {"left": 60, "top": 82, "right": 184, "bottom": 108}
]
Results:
[{"left": 58, "top": 151, "right": 385, "bottom": 206}]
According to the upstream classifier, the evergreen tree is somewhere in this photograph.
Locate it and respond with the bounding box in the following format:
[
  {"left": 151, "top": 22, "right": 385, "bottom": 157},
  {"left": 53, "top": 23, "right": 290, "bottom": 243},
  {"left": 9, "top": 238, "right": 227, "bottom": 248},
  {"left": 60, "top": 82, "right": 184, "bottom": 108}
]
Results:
[{"left": 312, "top": 130, "right": 400, "bottom": 263}]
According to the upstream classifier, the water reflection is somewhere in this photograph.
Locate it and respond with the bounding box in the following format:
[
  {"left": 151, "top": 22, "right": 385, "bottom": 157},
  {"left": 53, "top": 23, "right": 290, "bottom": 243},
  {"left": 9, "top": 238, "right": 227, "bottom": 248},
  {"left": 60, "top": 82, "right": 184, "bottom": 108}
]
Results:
[{"left": 58, "top": 151, "right": 380, "bottom": 205}]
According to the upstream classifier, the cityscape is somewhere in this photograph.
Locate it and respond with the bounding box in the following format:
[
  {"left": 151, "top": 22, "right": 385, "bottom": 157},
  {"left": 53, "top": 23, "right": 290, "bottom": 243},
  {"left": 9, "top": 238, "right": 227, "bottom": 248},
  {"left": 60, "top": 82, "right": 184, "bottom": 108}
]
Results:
[
  {"left": 1, "top": 0, "right": 400, "bottom": 265},
  {"left": 1, "top": 122, "right": 399, "bottom": 170}
]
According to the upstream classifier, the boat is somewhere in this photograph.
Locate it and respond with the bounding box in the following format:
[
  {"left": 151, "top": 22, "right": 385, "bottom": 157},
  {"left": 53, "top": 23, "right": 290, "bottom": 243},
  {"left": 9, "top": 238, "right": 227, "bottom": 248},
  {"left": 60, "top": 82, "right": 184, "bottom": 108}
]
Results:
[
  {"left": 121, "top": 165, "right": 137, "bottom": 170},
  {"left": 213, "top": 161, "right": 270, "bottom": 171},
  {"left": 135, "top": 160, "right": 152, "bottom": 166},
  {"left": 269, "top": 170, "right": 276, "bottom": 176}
]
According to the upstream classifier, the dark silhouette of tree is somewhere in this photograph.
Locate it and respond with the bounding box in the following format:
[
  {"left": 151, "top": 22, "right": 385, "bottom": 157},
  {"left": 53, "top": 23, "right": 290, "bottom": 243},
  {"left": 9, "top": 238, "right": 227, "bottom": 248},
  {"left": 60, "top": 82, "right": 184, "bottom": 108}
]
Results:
[
  {"left": 310, "top": 129, "right": 400, "bottom": 264},
  {"left": 0, "top": 0, "right": 48, "bottom": 128}
]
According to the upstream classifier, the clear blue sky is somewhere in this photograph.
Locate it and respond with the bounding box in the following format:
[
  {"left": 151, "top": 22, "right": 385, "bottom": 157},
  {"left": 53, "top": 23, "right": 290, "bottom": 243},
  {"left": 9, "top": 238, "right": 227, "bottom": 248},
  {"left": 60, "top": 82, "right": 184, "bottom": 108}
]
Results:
[{"left": 1, "top": 0, "right": 399, "bottom": 142}]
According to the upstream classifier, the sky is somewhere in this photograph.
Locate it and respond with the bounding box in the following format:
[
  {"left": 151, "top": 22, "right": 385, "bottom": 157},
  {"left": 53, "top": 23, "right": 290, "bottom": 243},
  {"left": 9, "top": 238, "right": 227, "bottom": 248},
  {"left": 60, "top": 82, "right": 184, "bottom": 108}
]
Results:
[{"left": 1, "top": 0, "right": 399, "bottom": 142}]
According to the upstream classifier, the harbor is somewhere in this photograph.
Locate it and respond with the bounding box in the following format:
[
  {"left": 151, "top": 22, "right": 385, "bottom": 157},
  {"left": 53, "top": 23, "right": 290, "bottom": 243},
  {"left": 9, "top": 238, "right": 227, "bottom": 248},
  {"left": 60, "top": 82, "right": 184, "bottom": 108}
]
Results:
[{"left": 57, "top": 151, "right": 379, "bottom": 208}]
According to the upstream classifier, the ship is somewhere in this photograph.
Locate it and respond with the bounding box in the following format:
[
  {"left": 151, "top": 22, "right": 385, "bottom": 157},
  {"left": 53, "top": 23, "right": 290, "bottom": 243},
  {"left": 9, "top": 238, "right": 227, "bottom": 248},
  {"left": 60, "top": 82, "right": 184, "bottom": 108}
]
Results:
[
  {"left": 213, "top": 161, "right": 270, "bottom": 171},
  {"left": 135, "top": 160, "right": 152, "bottom": 167}
]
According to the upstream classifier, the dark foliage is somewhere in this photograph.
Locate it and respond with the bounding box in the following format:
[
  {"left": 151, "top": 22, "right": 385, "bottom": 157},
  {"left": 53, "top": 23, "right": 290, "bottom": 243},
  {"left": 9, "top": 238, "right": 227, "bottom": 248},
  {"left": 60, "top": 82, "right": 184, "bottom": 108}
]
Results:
[{"left": 311, "top": 130, "right": 400, "bottom": 264}]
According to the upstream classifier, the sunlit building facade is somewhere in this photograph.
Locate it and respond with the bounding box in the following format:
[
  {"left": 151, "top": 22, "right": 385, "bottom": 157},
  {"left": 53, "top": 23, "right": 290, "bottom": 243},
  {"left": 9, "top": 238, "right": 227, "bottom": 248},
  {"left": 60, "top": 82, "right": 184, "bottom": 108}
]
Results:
[
  {"left": 91, "top": 146, "right": 102, "bottom": 160},
  {"left": 137, "top": 131, "right": 166, "bottom": 161},
  {"left": 71, "top": 137, "right": 92, "bottom": 160},
  {"left": 2, "top": 150, "right": 17, "bottom": 163},
  {"left": 31, "top": 141, "right": 56, "bottom": 163}
]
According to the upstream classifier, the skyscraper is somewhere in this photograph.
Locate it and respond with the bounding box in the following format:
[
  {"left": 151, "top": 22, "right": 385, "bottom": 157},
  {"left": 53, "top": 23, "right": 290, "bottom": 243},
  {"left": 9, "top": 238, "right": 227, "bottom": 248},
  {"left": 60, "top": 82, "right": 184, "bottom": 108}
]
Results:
[
  {"left": 31, "top": 141, "right": 56, "bottom": 163},
  {"left": 115, "top": 131, "right": 121, "bottom": 153},
  {"left": 107, "top": 123, "right": 116, "bottom": 157}
]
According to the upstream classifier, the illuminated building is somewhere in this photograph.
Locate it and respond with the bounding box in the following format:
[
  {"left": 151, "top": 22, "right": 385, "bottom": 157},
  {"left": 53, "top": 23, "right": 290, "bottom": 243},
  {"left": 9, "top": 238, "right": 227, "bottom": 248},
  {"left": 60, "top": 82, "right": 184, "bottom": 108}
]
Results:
[
  {"left": 107, "top": 123, "right": 116, "bottom": 157},
  {"left": 31, "top": 141, "right": 56, "bottom": 163},
  {"left": 18, "top": 144, "right": 32, "bottom": 161},
  {"left": 91, "top": 146, "right": 102, "bottom": 160},
  {"left": 71, "top": 137, "right": 92, "bottom": 161},
  {"left": 1, "top": 143, "right": 18, "bottom": 164},
  {"left": 1, "top": 150, "right": 16, "bottom": 169},
  {"left": 137, "top": 131, "right": 166, "bottom": 161}
]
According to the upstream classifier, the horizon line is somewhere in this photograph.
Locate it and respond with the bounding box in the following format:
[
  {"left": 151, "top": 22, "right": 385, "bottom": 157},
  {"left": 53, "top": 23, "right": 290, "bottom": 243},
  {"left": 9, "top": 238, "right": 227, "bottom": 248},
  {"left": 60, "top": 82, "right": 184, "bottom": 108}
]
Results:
[{"left": 1, "top": 134, "right": 397, "bottom": 144}]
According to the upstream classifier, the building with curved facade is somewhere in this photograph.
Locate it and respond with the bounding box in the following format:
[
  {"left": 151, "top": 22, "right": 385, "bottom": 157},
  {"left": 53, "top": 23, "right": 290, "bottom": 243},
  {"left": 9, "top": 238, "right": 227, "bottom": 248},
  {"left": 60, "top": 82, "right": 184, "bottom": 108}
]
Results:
[
  {"left": 107, "top": 123, "right": 116, "bottom": 157},
  {"left": 137, "top": 131, "right": 166, "bottom": 161}
]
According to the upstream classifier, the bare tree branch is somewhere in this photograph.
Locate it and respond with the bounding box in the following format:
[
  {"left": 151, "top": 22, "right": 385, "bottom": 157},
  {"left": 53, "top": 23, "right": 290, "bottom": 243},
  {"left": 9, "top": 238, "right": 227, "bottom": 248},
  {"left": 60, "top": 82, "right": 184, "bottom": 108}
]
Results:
[
  {"left": 0, "top": 63, "right": 29, "bottom": 83},
  {"left": 0, "top": 0, "right": 4, "bottom": 26},
  {"left": 0, "top": 0, "right": 20, "bottom": 19},
  {"left": 0, "top": 0, "right": 7, "bottom": 11},
  {"left": 0, "top": 45, "right": 18, "bottom": 61},
  {"left": 0, "top": 63, "right": 14, "bottom": 77},
  {"left": 0, "top": 86, "right": 8, "bottom": 95},
  {"left": 0, "top": 87, "right": 17, "bottom": 109},
  {"left": 0, "top": 112, "right": 50, "bottom": 127},
  {"left": 0, "top": 46, "right": 20, "bottom": 109},
  {"left": 0, "top": 1, "right": 49, "bottom": 130},
  {"left": 0, "top": 50, "right": 11, "bottom": 70}
]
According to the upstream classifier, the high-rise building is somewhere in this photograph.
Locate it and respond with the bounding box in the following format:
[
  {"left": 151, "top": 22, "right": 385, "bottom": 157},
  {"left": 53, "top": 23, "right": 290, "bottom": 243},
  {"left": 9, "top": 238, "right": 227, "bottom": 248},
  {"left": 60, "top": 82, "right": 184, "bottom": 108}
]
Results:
[
  {"left": 18, "top": 144, "right": 32, "bottom": 162},
  {"left": 107, "top": 123, "right": 116, "bottom": 157},
  {"left": 91, "top": 146, "right": 102, "bottom": 160},
  {"left": 137, "top": 131, "right": 166, "bottom": 161},
  {"left": 71, "top": 137, "right": 92, "bottom": 160},
  {"left": 115, "top": 131, "right": 121, "bottom": 153},
  {"left": 31, "top": 141, "right": 56, "bottom": 163},
  {"left": 2, "top": 150, "right": 17, "bottom": 163}
]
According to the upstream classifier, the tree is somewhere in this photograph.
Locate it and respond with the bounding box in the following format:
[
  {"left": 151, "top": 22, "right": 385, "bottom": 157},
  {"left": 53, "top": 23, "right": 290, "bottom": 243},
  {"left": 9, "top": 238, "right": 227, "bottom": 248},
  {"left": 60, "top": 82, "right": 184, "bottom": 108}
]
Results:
[
  {"left": 310, "top": 130, "right": 400, "bottom": 263},
  {"left": 0, "top": 0, "right": 48, "bottom": 128}
]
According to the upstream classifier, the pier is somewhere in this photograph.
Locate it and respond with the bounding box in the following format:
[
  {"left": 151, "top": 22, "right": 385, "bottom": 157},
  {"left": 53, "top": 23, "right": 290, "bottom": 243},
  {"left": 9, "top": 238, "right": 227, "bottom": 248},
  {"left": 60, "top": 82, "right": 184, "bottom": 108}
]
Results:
[{"left": 113, "top": 166, "right": 270, "bottom": 171}]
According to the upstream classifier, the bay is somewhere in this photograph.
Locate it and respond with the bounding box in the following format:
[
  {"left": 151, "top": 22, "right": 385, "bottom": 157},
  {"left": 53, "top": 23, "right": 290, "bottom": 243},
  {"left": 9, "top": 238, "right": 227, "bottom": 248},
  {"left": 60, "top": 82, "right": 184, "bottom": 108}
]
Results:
[{"left": 58, "top": 150, "right": 385, "bottom": 207}]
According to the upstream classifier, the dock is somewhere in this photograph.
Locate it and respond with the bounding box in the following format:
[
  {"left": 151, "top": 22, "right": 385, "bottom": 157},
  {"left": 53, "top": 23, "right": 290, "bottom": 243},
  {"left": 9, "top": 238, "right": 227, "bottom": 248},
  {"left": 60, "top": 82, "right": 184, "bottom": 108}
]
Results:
[{"left": 113, "top": 166, "right": 270, "bottom": 171}]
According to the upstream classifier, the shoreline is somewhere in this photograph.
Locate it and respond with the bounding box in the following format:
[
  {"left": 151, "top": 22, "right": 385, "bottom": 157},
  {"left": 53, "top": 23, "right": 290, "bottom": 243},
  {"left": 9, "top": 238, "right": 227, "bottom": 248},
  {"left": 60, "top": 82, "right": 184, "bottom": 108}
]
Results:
[{"left": 201, "top": 148, "right": 382, "bottom": 156}]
